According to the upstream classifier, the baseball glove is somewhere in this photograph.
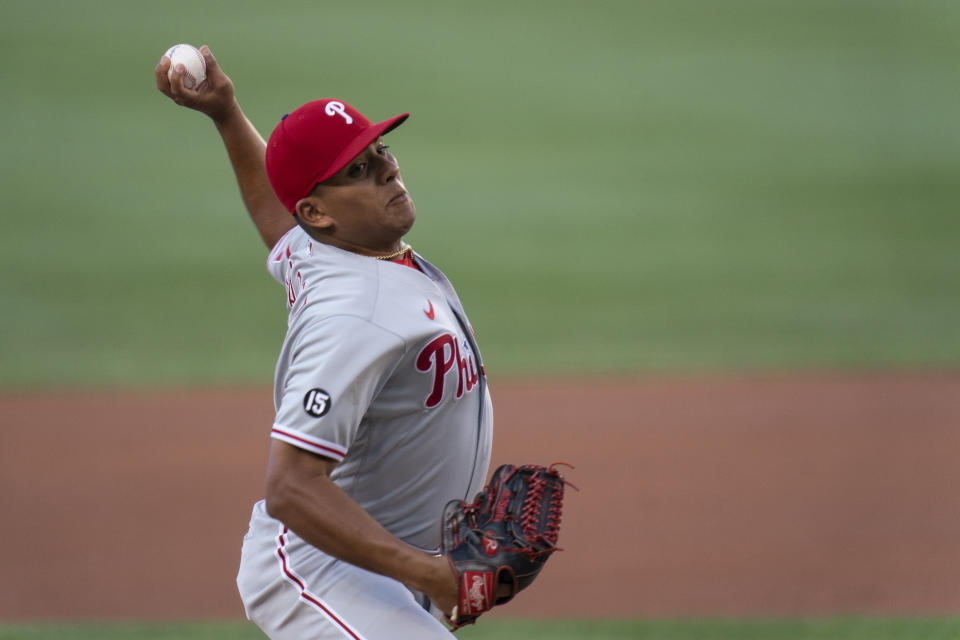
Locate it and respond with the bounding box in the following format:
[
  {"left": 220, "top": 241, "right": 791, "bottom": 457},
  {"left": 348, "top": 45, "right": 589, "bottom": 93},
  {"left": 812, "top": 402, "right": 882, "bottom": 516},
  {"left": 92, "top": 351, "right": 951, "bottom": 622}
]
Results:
[{"left": 441, "top": 463, "right": 570, "bottom": 629}]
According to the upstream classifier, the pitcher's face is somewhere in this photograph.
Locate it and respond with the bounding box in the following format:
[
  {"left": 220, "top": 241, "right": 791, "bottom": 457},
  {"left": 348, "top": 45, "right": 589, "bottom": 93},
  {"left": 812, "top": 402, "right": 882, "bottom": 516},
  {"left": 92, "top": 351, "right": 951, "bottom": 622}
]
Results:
[{"left": 310, "top": 139, "right": 416, "bottom": 249}]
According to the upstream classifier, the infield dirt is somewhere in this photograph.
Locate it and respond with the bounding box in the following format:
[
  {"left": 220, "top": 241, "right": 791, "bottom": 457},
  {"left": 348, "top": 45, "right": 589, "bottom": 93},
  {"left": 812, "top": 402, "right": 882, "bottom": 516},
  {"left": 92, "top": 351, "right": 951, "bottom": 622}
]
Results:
[{"left": 1, "top": 372, "right": 959, "bottom": 620}]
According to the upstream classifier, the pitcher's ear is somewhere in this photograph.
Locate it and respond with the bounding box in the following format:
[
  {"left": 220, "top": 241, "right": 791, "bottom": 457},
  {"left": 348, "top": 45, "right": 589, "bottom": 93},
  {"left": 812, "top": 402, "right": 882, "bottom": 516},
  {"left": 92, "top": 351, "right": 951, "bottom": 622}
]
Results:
[{"left": 295, "top": 196, "right": 335, "bottom": 231}]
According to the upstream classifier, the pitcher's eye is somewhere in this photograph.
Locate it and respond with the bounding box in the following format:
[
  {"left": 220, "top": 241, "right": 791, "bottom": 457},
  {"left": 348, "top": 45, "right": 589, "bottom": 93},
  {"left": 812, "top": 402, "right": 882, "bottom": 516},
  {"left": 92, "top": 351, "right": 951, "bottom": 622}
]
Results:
[{"left": 348, "top": 162, "right": 367, "bottom": 177}]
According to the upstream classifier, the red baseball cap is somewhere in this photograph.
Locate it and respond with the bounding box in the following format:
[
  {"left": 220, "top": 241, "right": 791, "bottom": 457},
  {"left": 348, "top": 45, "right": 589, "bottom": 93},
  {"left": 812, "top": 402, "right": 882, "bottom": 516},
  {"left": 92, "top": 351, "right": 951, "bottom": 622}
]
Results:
[{"left": 265, "top": 98, "right": 409, "bottom": 213}]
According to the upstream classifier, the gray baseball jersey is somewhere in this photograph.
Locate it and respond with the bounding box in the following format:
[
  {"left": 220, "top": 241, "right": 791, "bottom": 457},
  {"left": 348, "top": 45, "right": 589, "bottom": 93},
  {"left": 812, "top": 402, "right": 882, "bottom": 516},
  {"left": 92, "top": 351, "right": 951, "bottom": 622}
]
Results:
[{"left": 264, "top": 225, "right": 493, "bottom": 552}]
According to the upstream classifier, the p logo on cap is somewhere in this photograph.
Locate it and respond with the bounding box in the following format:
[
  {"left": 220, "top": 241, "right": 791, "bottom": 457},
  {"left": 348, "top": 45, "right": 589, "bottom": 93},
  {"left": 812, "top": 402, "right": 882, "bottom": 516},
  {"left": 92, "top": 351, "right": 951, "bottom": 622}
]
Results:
[{"left": 324, "top": 101, "right": 353, "bottom": 124}]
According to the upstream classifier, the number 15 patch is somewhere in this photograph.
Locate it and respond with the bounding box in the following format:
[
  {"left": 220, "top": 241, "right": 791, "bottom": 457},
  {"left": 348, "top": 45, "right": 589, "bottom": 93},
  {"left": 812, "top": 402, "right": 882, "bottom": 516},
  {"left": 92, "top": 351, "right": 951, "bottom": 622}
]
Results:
[{"left": 303, "top": 388, "right": 332, "bottom": 417}]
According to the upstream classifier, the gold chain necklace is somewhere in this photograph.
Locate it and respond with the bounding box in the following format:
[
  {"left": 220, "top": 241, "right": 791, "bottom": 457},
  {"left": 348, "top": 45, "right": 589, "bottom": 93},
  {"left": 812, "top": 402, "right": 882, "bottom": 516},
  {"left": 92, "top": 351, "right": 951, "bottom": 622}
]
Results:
[{"left": 374, "top": 244, "right": 411, "bottom": 261}]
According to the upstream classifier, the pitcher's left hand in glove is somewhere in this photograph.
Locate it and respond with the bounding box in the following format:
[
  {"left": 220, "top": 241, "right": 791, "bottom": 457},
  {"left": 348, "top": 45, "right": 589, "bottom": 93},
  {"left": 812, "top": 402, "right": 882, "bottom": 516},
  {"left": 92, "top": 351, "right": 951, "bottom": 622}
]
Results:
[{"left": 440, "top": 463, "right": 571, "bottom": 629}]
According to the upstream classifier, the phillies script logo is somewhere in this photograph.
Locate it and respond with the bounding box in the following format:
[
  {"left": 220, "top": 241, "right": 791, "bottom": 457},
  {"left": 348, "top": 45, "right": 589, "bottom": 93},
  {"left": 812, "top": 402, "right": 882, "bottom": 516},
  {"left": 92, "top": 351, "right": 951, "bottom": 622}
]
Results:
[{"left": 416, "top": 333, "right": 479, "bottom": 408}]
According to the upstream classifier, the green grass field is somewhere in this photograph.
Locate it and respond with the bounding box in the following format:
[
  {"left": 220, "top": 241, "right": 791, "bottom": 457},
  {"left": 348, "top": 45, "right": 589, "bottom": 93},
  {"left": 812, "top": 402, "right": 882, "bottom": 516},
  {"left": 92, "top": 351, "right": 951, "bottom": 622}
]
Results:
[
  {"left": 3, "top": 618, "right": 960, "bottom": 640},
  {"left": 2, "top": 0, "right": 959, "bottom": 387}
]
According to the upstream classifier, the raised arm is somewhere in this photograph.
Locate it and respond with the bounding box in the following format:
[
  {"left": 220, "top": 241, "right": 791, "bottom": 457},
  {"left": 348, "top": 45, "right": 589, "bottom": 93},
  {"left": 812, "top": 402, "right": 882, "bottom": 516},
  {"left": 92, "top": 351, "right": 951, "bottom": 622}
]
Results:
[{"left": 155, "top": 46, "right": 295, "bottom": 249}]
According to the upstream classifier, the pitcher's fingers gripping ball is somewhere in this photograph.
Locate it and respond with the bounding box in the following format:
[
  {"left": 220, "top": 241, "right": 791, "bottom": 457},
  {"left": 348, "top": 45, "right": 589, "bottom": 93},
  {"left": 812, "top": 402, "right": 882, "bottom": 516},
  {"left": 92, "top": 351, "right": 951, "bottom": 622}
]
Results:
[
  {"left": 163, "top": 43, "right": 206, "bottom": 89},
  {"left": 155, "top": 45, "right": 236, "bottom": 121},
  {"left": 441, "top": 463, "right": 572, "bottom": 629}
]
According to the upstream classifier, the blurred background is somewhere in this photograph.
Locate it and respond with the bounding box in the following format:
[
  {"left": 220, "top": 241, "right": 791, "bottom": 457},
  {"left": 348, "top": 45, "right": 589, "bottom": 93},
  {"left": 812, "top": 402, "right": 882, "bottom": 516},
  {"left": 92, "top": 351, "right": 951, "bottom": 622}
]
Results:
[
  {"left": 1, "top": 0, "right": 959, "bottom": 638},
  {"left": 2, "top": 0, "right": 958, "bottom": 385}
]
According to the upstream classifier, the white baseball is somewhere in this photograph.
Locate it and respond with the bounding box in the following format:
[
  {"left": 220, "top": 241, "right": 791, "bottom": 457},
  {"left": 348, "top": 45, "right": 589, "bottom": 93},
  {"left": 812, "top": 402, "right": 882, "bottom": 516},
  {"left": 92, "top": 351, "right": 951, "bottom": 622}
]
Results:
[{"left": 164, "top": 44, "right": 207, "bottom": 90}]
